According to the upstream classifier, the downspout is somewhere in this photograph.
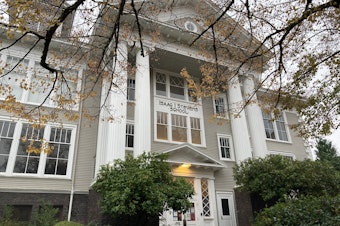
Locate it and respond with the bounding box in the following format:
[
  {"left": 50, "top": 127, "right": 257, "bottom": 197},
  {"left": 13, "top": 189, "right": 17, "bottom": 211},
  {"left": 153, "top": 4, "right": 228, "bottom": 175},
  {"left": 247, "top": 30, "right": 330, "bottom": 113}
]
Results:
[{"left": 67, "top": 72, "right": 84, "bottom": 222}]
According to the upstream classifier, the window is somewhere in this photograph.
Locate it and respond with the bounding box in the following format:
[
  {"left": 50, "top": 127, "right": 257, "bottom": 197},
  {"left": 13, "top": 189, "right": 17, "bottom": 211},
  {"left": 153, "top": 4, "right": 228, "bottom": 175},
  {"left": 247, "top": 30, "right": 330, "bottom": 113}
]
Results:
[
  {"left": 270, "top": 151, "right": 295, "bottom": 160},
  {"left": 155, "top": 72, "right": 166, "bottom": 96},
  {"left": 0, "top": 56, "right": 29, "bottom": 101},
  {"left": 213, "top": 94, "right": 228, "bottom": 118},
  {"left": 13, "top": 124, "right": 44, "bottom": 174},
  {"left": 125, "top": 123, "right": 134, "bottom": 148},
  {"left": 262, "top": 112, "right": 289, "bottom": 142},
  {"left": 201, "top": 178, "right": 210, "bottom": 217},
  {"left": 0, "top": 54, "right": 81, "bottom": 108},
  {"left": 157, "top": 112, "right": 168, "bottom": 140},
  {"left": 0, "top": 121, "right": 16, "bottom": 172},
  {"left": 45, "top": 127, "right": 73, "bottom": 175},
  {"left": 221, "top": 199, "right": 230, "bottom": 216},
  {"left": 217, "top": 134, "right": 234, "bottom": 160},
  {"left": 127, "top": 78, "right": 135, "bottom": 101},
  {"left": 170, "top": 76, "right": 185, "bottom": 100},
  {"left": 190, "top": 117, "right": 201, "bottom": 144},
  {"left": 12, "top": 205, "right": 33, "bottom": 222},
  {"left": 0, "top": 118, "right": 76, "bottom": 177},
  {"left": 171, "top": 114, "right": 187, "bottom": 142},
  {"left": 27, "top": 62, "right": 53, "bottom": 103},
  {"left": 156, "top": 112, "right": 203, "bottom": 145},
  {"left": 154, "top": 71, "right": 194, "bottom": 102}
]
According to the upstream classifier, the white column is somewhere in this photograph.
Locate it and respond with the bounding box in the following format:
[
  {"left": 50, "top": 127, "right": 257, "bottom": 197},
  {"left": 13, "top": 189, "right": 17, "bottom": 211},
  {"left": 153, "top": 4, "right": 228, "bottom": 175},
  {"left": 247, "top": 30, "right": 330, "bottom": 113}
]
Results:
[
  {"left": 95, "top": 42, "right": 128, "bottom": 173},
  {"left": 107, "top": 42, "right": 128, "bottom": 161},
  {"left": 95, "top": 76, "right": 110, "bottom": 173},
  {"left": 243, "top": 75, "right": 268, "bottom": 158},
  {"left": 228, "top": 76, "right": 252, "bottom": 162},
  {"left": 134, "top": 51, "right": 151, "bottom": 157}
]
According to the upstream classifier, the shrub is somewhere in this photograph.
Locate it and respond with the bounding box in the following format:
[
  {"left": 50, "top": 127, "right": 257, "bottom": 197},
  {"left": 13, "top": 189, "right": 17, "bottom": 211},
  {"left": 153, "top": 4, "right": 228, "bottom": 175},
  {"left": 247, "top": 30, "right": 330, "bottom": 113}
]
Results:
[
  {"left": 253, "top": 195, "right": 340, "bottom": 226},
  {"left": 32, "top": 203, "right": 59, "bottom": 226},
  {"left": 0, "top": 206, "right": 21, "bottom": 226},
  {"left": 54, "top": 221, "right": 83, "bottom": 226}
]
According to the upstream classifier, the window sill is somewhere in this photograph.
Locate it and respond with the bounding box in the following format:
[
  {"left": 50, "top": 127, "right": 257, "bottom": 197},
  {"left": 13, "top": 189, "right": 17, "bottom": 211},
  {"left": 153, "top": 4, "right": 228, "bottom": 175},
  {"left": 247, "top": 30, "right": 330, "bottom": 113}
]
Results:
[
  {"left": 154, "top": 139, "right": 206, "bottom": 148},
  {"left": 0, "top": 173, "right": 72, "bottom": 180},
  {"left": 220, "top": 158, "right": 236, "bottom": 162},
  {"left": 265, "top": 138, "right": 292, "bottom": 144}
]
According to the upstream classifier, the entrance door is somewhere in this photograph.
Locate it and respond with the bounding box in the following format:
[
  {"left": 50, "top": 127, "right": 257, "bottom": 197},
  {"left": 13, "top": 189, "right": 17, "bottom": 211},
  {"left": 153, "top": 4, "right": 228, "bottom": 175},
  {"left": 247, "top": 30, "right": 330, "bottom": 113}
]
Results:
[{"left": 216, "top": 192, "right": 236, "bottom": 226}]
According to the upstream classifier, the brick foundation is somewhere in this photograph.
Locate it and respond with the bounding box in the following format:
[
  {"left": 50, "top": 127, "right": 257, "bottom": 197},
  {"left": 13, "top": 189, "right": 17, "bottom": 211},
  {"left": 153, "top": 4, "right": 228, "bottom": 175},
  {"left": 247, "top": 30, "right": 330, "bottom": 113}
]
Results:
[{"left": 234, "top": 188, "right": 253, "bottom": 226}]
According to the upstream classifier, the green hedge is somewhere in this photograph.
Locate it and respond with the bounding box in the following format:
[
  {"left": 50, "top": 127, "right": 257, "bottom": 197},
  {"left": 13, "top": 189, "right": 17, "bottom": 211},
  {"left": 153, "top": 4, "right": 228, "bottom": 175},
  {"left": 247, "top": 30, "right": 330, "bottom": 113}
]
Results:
[
  {"left": 253, "top": 195, "right": 340, "bottom": 226},
  {"left": 54, "top": 221, "right": 83, "bottom": 226}
]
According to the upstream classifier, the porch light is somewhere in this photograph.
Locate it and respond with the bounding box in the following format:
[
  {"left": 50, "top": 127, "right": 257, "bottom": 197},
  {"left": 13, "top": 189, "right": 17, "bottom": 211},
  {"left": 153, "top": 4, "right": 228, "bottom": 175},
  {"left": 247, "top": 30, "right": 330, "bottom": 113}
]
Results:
[{"left": 181, "top": 163, "right": 191, "bottom": 168}]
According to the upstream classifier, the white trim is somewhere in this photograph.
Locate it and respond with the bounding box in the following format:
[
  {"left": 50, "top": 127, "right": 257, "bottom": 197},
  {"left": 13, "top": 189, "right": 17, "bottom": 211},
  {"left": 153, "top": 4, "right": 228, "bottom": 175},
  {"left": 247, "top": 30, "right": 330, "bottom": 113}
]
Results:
[
  {"left": 269, "top": 150, "right": 296, "bottom": 160},
  {"left": 217, "top": 134, "right": 235, "bottom": 161},
  {"left": 0, "top": 51, "right": 83, "bottom": 111},
  {"left": 0, "top": 116, "right": 77, "bottom": 179},
  {"left": 262, "top": 111, "right": 292, "bottom": 143},
  {"left": 212, "top": 94, "right": 229, "bottom": 119}
]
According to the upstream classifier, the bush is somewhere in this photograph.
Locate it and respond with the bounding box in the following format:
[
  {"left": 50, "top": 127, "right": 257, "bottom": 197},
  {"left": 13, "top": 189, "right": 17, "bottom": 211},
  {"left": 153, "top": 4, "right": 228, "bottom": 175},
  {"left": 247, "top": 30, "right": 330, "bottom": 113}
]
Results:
[
  {"left": 253, "top": 195, "right": 340, "bottom": 226},
  {"left": 32, "top": 203, "right": 59, "bottom": 226},
  {"left": 0, "top": 206, "right": 21, "bottom": 226},
  {"left": 54, "top": 221, "right": 83, "bottom": 226}
]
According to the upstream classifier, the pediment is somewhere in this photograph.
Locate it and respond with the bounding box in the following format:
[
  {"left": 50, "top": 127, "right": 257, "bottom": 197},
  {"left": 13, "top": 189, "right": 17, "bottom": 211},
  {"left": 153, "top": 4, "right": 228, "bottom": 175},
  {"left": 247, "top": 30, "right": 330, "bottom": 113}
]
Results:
[{"left": 161, "top": 143, "right": 225, "bottom": 171}]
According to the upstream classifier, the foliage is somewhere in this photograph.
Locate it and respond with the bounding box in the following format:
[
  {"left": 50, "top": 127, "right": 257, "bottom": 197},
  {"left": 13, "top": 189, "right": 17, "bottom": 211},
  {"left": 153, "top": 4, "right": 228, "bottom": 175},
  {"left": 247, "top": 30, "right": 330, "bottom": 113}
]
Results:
[
  {"left": 233, "top": 155, "right": 340, "bottom": 202},
  {"left": 253, "top": 195, "right": 340, "bottom": 226},
  {"left": 0, "top": 206, "right": 21, "bottom": 226},
  {"left": 32, "top": 203, "right": 59, "bottom": 226},
  {"left": 316, "top": 138, "right": 340, "bottom": 171},
  {"left": 92, "top": 153, "right": 194, "bottom": 217},
  {"left": 54, "top": 221, "right": 83, "bottom": 226},
  {"left": 0, "top": 0, "right": 338, "bottom": 139}
]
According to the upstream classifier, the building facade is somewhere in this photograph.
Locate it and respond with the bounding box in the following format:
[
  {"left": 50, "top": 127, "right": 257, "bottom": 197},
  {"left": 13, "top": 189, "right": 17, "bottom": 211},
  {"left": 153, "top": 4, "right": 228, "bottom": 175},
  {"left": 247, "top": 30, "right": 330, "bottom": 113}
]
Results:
[{"left": 0, "top": 0, "right": 308, "bottom": 225}]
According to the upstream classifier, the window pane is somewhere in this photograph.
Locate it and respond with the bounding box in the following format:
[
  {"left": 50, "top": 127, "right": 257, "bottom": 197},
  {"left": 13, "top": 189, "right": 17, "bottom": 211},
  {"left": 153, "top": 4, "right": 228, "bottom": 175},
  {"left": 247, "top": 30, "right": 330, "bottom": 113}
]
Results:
[
  {"left": 221, "top": 199, "right": 230, "bottom": 216},
  {"left": 191, "top": 117, "right": 201, "bottom": 144},
  {"left": 125, "top": 124, "right": 134, "bottom": 147},
  {"left": 26, "top": 157, "right": 39, "bottom": 173},
  {"left": 157, "top": 125, "right": 167, "bottom": 140},
  {"left": 14, "top": 124, "right": 43, "bottom": 174},
  {"left": 56, "top": 160, "right": 67, "bottom": 175},
  {"left": 0, "top": 156, "right": 9, "bottom": 172},
  {"left": 276, "top": 115, "right": 288, "bottom": 141},
  {"left": 262, "top": 112, "right": 275, "bottom": 139},
  {"left": 46, "top": 127, "right": 71, "bottom": 175},
  {"left": 172, "top": 127, "right": 187, "bottom": 142},
  {"left": 127, "top": 78, "right": 135, "bottom": 101},
  {"left": 172, "top": 114, "right": 187, "bottom": 142},
  {"left": 0, "top": 56, "right": 29, "bottom": 101},
  {"left": 0, "top": 138, "right": 13, "bottom": 154},
  {"left": 13, "top": 156, "right": 27, "bottom": 173},
  {"left": 156, "top": 72, "right": 166, "bottom": 96},
  {"left": 45, "top": 159, "right": 56, "bottom": 174},
  {"left": 157, "top": 112, "right": 168, "bottom": 140},
  {"left": 219, "top": 137, "right": 231, "bottom": 159},
  {"left": 170, "top": 76, "right": 185, "bottom": 100},
  {"left": 201, "top": 178, "right": 210, "bottom": 217},
  {"left": 27, "top": 62, "right": 53, "bottom": 103}
]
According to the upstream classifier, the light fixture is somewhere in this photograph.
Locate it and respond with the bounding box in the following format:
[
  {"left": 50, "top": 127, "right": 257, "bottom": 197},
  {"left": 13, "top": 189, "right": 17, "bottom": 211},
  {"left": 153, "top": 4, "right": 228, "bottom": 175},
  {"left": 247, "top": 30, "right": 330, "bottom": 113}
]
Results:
[{"left": 181, "top": 163, "right": 191, "bottom": 168}]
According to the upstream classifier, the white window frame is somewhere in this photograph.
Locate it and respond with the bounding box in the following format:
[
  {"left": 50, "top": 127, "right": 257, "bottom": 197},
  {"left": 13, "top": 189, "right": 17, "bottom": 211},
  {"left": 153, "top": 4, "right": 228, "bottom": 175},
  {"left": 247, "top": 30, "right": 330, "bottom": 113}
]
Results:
[
  {"left": 125, "top": 121, "right": 134, "bottom": 150},
  {"left": 155, "top": 111, "right": 205, "bottom": 146},
  {"left": 0, "top": 116, "right": 76, "bottom": 179},
  {"left": 127, "top": 78, "right": 135, "bottom": 101},
  {"left": 217, "top": 134, "right": 235, "bottom": 161},
  {"left": 262, "top": 111, "right": 291, "bottom": 143},
  {"left": 212, "top": 94, "right": 228, "bottom": 119},
  {"left": 0, "top": 52, "right": 83, "bottom": 110},
  {"left": 154, "top": 69, "right": 197, "bottom": 103},
  {"left": 153, "top": 69, "right": 205, "bottom": 147},
  {"left": 269, "top": 150, "right": 295, "bottom": 160}
]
